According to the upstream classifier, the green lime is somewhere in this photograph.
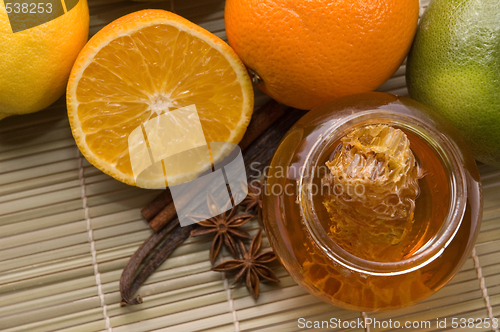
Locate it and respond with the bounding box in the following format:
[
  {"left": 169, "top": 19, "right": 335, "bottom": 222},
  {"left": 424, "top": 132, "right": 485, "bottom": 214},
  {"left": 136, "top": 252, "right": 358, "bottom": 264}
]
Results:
[{"left": 406, "top": 0, "right": 500, "bottom": 166}]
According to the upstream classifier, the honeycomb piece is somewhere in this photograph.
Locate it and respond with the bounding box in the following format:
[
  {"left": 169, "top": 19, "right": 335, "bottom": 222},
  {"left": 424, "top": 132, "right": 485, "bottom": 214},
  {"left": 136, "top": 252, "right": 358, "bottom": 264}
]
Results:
[{"left": 322, "top": 125, "right": 422, "bottom": 261}]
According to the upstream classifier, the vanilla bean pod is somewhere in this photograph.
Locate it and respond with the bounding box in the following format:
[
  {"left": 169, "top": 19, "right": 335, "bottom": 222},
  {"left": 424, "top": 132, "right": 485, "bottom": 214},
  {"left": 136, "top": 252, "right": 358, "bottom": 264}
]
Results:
[
  {"left": 120, "top": 218, "right": 179, "bottom": 305},
  {"left": 126, "top": 224, "right": 196, "bottom": 303}
]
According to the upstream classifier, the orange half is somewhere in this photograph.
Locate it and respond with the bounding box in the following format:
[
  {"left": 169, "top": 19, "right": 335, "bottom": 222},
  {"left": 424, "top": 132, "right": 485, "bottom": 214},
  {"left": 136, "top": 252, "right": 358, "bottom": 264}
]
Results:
[{"left": 67, "top": 10, "right": 253, "bottom": 188}]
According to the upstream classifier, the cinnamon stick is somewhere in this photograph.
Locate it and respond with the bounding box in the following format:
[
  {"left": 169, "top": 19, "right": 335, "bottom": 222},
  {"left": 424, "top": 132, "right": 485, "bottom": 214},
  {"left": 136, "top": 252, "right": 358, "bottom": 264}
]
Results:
[
  {"left": 238, "top": 99, "right": 285, "bottom": 151},
  {"left": 146, "top": 100, "right": 285, "bottom": 232},
  {"left": 141, "top": 190, "right": 173, "bottom": 221},
  {"left": 147, "top": 198, "right": 177, "bottom": 231}
]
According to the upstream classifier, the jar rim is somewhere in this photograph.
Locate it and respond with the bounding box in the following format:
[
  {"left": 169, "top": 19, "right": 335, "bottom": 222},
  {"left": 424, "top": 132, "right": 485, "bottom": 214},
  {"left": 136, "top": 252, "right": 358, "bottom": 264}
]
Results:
[{"left": 298, "top": 109, "right": 467, "bottom": 276}]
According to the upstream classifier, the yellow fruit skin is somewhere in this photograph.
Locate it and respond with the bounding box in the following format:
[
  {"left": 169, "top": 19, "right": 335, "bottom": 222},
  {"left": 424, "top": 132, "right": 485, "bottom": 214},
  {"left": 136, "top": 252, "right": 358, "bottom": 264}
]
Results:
[
  {"left": 407, "top": 0, "right": 500, "bottom": 166},
  {"left": 0, "top": 0, "right": 89, "bottom": 120}
]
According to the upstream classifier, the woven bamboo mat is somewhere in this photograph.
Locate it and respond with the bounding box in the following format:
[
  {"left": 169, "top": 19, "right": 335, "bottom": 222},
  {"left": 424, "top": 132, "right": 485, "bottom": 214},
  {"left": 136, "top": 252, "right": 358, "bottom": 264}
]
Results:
[{"left": 0, "top": 0, "right": 499, "bottom": 331}]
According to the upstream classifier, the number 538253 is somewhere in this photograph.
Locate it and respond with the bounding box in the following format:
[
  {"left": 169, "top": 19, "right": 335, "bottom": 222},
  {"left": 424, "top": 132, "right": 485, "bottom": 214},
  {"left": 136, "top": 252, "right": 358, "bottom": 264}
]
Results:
[
  {"left": 5, "top": 2, "right": 53, "bottom": 14},
  {"left": 451, "top": 317, "right": 499, "bottom": 329}
]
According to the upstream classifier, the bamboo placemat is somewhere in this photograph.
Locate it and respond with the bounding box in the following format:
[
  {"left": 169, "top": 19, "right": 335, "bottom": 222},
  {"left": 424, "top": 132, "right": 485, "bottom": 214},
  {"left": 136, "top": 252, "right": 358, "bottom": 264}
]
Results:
[{"left": 0, "top": 0, "right": 499, "bottom": 331}]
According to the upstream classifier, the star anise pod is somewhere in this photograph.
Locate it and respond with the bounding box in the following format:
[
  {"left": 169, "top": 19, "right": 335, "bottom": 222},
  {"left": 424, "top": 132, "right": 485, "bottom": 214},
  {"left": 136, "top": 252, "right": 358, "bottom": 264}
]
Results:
[
  {"left": 190, "top": 201, "right": 254, "bottom": 264},
  {"left": 240, "top": 178, "right": 264, "bottom": 223},
  {"left": 212, "top": 229, "right": 279, "bottom": 299}
]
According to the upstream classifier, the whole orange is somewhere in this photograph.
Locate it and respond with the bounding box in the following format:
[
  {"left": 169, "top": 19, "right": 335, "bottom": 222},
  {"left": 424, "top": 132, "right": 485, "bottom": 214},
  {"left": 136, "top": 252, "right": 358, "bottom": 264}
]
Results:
[{"left": 225, "top": 0, "right": 419, "bottom": 110}]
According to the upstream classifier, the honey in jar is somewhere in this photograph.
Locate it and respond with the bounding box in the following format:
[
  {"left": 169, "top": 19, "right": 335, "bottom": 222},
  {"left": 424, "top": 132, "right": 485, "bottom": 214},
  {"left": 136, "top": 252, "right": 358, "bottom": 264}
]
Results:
[{"left": 262, "top": 92, "right": 482, "bottom": 311}]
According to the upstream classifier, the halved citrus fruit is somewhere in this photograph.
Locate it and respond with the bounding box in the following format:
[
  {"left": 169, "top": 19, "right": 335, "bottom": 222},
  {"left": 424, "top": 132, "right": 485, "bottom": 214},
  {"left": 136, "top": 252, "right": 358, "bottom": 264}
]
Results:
[{"left": 67, "top": 10, "right": 253, "bottom": 188}]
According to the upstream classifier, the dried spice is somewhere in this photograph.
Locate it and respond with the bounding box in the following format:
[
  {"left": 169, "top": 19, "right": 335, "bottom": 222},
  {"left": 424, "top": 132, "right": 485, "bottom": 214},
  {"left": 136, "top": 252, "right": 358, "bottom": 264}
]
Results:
[
  {"left": 240, "top": 178, "right": 264, "bottom": 224},
  {"left": 141, "top": 190, "right": 173, "bottom": 221},
  {"left": 190, "top": 200, "right": 254, "bottom": 263},
  {"left": 120, "top": 219, "right": 196, "bottom": 306},
  {"left": 212, "top": 229, "right": 279, "bottom": 299},
  {"left": 120, "top": 101, "right": 305, "bottom": 306}
]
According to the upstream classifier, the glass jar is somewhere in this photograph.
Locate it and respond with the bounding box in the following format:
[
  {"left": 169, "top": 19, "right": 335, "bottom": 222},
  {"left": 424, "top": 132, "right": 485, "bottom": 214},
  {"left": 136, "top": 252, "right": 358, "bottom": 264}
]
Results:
[{"left": 262, "top": 92, "right": 482, "bottom": 312}]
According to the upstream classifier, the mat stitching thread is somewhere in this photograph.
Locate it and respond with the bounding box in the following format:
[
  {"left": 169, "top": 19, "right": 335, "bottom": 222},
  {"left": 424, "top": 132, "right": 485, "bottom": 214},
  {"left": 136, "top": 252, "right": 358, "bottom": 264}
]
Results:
[
  {"left": 223, "top": 271, "right": 240, "bottom": 332},
  {"left": 78, "top": 151, "right": 113, "bottom": 332},
  {"left": 362, "top": 312, "right": 371, "bottom": 332},
  {"left": 472, "top": 248, "right": 498, "bottom": 332}
]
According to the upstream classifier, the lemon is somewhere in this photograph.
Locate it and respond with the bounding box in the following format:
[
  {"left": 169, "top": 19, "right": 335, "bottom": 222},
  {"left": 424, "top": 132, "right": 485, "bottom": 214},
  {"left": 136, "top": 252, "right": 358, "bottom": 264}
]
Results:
[
  {"left": 406, "top": 0, "right": 500, "bottom": 166},
  {"left": 0, "top": 0, "right": 89, "bottom": 120}
]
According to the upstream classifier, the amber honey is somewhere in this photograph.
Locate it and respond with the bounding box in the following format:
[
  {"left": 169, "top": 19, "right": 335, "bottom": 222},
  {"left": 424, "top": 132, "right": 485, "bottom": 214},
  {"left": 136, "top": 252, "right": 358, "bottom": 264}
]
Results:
[
  {"left": 313, "top": 129, "right": 450, "bottom": 263},
  {"left": 262, "top": 92, "right": 482, "bottom": 312}
]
